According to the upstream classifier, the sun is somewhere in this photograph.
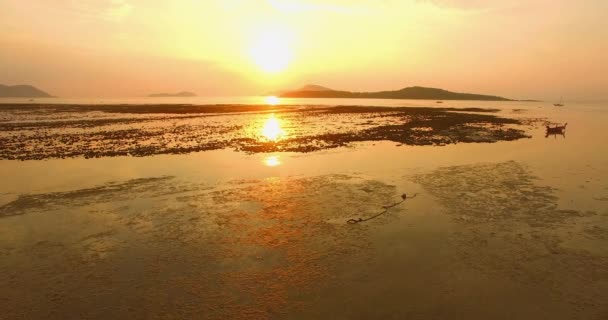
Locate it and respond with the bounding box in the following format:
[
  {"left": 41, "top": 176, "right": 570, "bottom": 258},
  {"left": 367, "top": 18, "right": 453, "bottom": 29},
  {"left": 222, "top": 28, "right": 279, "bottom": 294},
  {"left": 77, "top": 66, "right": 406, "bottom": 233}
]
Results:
[{"left": 250, "top": 29, "right": 293, "bottom": 73}]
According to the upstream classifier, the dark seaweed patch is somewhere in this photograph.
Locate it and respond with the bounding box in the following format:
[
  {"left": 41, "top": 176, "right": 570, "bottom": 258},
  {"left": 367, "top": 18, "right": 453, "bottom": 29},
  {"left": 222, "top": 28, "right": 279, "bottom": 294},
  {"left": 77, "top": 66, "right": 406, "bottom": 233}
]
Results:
[{"left": 0, "top": 104, "right": 533, "bottom": 160}]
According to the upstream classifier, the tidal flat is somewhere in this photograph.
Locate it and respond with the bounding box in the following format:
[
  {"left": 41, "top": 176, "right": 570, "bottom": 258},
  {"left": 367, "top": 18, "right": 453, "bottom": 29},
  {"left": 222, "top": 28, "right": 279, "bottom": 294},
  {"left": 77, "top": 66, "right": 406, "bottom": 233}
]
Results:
[
  {"left": 0, "top": 101, "right": 607, "bottom": 319},
  {"left": 0, "top": 104, "right": 533, "bottom": 160}
]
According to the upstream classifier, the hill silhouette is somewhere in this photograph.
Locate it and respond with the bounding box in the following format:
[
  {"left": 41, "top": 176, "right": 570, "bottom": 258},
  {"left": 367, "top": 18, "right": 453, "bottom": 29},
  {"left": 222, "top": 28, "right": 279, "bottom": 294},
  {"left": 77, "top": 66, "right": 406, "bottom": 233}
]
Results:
[
  {"left": 281, "top": 85, "right": 510, "bottom": 101},
  {"left": 297, "top": 84, "right": 333, "bottom": 92},
  {"left": 0, "top": 84, "right": 54, "bottom": 98}
]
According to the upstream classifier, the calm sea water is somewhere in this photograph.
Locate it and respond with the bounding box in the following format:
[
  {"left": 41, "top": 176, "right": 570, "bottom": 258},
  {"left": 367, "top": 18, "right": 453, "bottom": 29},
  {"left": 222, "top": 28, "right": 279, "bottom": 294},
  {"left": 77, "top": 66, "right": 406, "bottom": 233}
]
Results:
[{"left": 1, "top": 96, "right": 607, "bottom": 318}]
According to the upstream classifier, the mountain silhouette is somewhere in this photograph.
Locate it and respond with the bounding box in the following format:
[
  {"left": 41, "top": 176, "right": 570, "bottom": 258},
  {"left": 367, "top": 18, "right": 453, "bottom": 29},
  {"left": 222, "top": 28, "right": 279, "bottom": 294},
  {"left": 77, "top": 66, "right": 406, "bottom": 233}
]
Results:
[
  {"left": 281, "top": 85, "right": 510, "bottom": 101},
  {"left": 297, "top": 84, "right": 334, "bottom": 92},
  {"left": 0, "top": 84, "right": 54, "bottom": 98}
]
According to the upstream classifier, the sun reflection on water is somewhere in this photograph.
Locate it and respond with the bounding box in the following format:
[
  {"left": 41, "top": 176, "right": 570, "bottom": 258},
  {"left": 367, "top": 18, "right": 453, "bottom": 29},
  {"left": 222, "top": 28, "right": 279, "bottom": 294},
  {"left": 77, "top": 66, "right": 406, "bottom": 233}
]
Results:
[
  {"left": 265, "top": 95, "right": 280, "bottom": 105},
  {"left": 263, "top": 155, "right": 281, "bottom": 167},
  {"left": 261, "top": 114, "right": 285, "bottom": 141}
]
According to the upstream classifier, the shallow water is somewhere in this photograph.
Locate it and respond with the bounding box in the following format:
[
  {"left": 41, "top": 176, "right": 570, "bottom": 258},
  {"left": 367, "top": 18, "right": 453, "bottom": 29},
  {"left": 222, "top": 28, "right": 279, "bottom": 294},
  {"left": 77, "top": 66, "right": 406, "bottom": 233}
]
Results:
[{"left": 0, "top": 99, "right": 607, "bottom": 319}]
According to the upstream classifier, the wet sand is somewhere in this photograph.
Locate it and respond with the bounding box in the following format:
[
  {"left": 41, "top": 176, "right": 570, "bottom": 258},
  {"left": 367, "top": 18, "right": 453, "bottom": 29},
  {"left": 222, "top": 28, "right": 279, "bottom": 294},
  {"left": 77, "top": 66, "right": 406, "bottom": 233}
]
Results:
[{"left": 0, "top": 101, "right": 607, "bottom": 319}]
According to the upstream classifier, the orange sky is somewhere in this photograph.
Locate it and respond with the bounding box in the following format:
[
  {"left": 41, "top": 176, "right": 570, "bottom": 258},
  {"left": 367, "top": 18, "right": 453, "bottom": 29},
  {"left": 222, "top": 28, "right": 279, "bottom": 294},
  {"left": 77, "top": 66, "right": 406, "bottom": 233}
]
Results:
[{"left": 1, "top": 0, "right": 607, "bottom": 100}]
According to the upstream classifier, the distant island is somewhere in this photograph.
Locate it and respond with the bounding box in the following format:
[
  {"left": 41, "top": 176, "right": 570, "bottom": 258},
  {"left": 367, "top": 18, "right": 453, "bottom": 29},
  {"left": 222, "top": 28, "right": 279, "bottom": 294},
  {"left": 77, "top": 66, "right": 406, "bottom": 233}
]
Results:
[
  {"left": 148, "top": 91, "right": 197, "bottom": 97},
  {"left": 280, "top": 84, "right": 511, "bottom": 101},
  {"left": 0, "top": 84, "right": 54, "bottom": 98}
]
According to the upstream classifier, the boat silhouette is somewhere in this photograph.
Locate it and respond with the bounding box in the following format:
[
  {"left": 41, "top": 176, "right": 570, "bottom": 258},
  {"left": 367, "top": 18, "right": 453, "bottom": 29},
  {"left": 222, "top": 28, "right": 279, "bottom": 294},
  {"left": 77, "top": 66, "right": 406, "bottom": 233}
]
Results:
[{"left": 545, "top": 123, "right": 567, "bottom": 138}]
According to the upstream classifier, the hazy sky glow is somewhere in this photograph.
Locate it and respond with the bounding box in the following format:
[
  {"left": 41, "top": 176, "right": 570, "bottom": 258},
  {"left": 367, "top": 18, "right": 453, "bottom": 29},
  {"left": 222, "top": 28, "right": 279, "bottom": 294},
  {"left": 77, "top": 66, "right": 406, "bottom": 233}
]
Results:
[{"left": 1, "top": 0, "right": 607, "bottom": 99}]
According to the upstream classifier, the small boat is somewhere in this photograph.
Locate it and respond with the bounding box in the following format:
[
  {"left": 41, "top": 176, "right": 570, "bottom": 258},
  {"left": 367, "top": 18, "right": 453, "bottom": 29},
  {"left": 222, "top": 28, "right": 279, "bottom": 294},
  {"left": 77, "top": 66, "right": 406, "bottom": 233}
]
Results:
[
  {"left": 554, "top": 97, "right": 564, "bottom": 107},
  {"left": 545, "top": 123, "right": 567, "bottom": 138},
  {"left": 546, "top": 123, "right": 567, "bottom": 134},
  {"left": 546, "top": 123, "right": 567, "bottom": 131},
  {"left": 436, "top": 101, "right": 443, "bottom": 104}
]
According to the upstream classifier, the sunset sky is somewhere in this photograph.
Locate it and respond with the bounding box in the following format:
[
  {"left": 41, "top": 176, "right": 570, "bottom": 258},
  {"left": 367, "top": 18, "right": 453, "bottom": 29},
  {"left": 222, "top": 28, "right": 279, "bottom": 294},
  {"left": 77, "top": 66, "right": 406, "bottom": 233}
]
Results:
[{"left": 1, "top": 0, "right": 607, "bottom": 100}]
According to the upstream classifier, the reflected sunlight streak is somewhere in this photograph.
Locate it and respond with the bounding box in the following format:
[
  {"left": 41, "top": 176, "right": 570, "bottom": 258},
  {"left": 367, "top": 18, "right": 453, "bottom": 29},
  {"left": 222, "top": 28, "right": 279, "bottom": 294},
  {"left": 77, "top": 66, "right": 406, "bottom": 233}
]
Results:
[
  {"left": 263, "top": 155, "right": 282, "bottom": 167},
  {"left": 261, "top": 114, "right": 286, "bottom": 142},
  {"left": 266, "top": 96, "right": 281, "bottom": 105}
]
